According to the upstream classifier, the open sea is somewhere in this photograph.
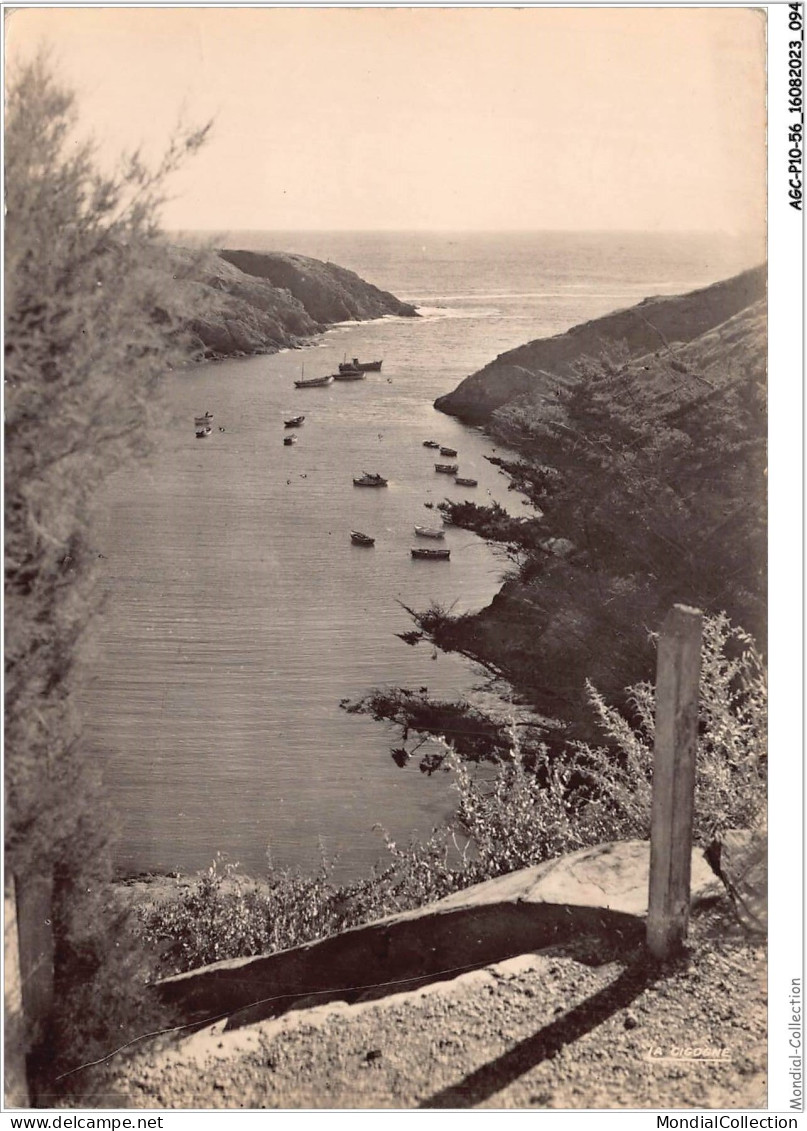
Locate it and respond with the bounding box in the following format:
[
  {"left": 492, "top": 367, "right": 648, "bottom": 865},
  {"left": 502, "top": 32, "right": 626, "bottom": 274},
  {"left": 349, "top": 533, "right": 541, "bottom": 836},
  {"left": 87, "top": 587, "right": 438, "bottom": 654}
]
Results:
[{"left": 81, "top": 230, "right": 761, "bottom": 881}]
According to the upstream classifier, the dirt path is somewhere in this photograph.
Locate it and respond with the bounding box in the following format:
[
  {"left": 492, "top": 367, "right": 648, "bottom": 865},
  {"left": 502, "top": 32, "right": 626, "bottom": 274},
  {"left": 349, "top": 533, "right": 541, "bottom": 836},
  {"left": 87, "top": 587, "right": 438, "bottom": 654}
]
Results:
[{"left": 93, "top": 909, "right": 765, "bottom": 1110}]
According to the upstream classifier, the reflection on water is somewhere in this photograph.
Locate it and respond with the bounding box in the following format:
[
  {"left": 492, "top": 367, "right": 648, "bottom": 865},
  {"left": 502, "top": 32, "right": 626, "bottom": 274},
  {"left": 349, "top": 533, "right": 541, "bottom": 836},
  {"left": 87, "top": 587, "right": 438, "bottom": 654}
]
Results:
[
  {"left": 83, "top": 231, "right": 760, "bottom": 881},
  {"left": 84, "top": 320, "right": 536, "bottom": 881}
]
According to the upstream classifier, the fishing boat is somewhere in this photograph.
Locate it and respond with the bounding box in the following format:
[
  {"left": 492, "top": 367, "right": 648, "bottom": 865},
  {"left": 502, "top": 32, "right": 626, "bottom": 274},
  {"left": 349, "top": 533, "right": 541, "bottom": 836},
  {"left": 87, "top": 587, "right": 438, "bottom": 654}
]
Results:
[
  {"left": 353, "top": 472, "right": 388, "bottom": 487},
  {"left": 294, "top": 374, "right": 334, "bottom": 388},
  {"left": 340, "top": 358, "right": 382, "bottom": 373},
  {"left": 435, "top": 463, "right": 459, "bottom": 474},
  {"left": 411, "top": 547, "right": 450, "bottom": 560},
  {"left": 414, "top": 525, "right": 445, "bottom": 539},
  {"left": 439, "top": 446, "right": 458, "bottom": 457},
  {"left": 454, "top": 476, "right": 478, "bottom": 487},
  {"left": 284, "top": 435, "right": 297, "bottom": 446},
  {"left": 422, "top": 440, "right": 440, "bottom": 449},
  {"left": 284, "top": 415, "right": 305, "bottom": 428},
  {"left": 350, "top": 531, "right": 375, "bottom": 546},
  {"left": 333, "top": 370, "right": 366, "bottom": 381}
]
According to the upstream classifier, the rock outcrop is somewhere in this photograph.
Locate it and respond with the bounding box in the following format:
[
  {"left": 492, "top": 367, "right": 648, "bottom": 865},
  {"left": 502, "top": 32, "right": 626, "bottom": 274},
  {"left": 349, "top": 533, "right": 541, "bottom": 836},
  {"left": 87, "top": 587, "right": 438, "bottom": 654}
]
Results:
[
  {"left": 424, "top": 276, "right": 767, "bottom": 729},
  {"left": 219, "top": 249, "right": 417, "bottom": 326},
  {"left": 164, "top": 246, "right": 417, "bottom": 361},
  {"left": 434, "top": 264, "right": 766, "bottom": 423},
  {"left": 705, "top": 826, "right": 767, "bottom": 934}
]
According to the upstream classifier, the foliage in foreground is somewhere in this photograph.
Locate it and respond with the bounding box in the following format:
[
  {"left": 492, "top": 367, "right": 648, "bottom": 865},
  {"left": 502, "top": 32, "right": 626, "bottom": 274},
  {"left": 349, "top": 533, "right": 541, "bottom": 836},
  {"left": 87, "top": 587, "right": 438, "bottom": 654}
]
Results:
[
  {"left": 4, "top": 55, "right": 208, "bottom": 1085},
  {"left": 453, "top": 613, "right": 766, "bottom": 875},
  {"left": 140, "top": 613, "right": 766, "bottom": 977},
  {"left": 138, "top": 837, "right": 469, "bottom": 979}
]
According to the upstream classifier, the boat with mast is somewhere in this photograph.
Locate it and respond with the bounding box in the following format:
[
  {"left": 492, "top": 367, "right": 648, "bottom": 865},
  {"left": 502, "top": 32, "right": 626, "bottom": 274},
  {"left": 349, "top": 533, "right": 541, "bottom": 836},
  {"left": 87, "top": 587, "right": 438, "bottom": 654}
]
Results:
[
  {"left": 295, "top": 373, "right": 333, "bottom": 388},
  {"left": 339, "top": 357, "right": 383, "bottom": 373}
]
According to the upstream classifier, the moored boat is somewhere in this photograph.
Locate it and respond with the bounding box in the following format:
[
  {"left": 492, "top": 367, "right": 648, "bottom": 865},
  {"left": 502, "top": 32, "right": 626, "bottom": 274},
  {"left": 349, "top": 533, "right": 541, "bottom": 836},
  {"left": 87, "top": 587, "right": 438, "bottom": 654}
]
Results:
[
  {"left": 333, "top": 370, "right": 366, "bottom": 381},
  {"left": 439, "top": 446, "right": 458, "bottom": 457},
  {"left": 435, "top": 463, "right": 458, "bottom": 474},
  {"left": 350, "top": 531, "right": 375, "bottom": 546},
  {"left": 195, "top": 427, "right": 211, "bottom": 439},
  {"left": 411, "top": 546, "right": 450, "bottom": 560},
  {"left": 422, "top": 440, "right": 440, "bottom": 449},
  {"left": 284, "top": 415, "right": 305, "bottom": 427},
  {"left": 414, "top": 525, "right": 445, "bottom": 539},
  {"left": 353, "top": 472, "right": 388, "bottom": 487},
  {"left": 284, "top": 434, "right": 297, "bottom": 446},
  {"left": 295, "top": 374, "right": 334, "bottom": 388},
  {"left": 340, "top": 358, "right": 382, "bottom": 373},
  {"left": 454, "top": 476, "right": 478, "bottom": 487}
]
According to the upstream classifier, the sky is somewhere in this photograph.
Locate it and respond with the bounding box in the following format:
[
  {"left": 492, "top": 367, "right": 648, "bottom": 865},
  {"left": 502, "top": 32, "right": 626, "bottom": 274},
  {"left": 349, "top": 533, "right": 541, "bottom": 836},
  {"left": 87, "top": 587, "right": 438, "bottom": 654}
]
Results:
[{"left": 5, "top": 6, "right": 766, "bottom": 240}]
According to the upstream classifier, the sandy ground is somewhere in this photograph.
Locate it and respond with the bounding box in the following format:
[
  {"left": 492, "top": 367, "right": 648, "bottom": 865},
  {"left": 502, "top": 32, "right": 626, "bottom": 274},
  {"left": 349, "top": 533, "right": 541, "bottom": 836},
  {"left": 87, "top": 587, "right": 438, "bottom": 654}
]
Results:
[{"left": 88, "top": 906, "right": 765, "bottom": 1111}]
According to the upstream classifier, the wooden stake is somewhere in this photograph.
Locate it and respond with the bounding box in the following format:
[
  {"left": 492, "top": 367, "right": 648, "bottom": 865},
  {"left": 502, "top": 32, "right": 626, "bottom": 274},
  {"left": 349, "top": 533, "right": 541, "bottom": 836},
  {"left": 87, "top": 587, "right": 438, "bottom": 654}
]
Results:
[
  {"left": 5, "top": 878, "right": 30, "bottom": 1107},
  {"left": 15, "top": 873, "right": 54, "bottom": 1046},
  {"left": 647, "top": 604, "right": 703, "bottom": 959}
]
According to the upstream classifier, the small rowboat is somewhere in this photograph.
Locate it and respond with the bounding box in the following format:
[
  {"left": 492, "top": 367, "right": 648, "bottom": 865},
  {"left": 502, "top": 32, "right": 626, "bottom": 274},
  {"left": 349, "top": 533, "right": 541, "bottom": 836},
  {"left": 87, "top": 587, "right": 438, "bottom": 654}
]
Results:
[
  {"left": 295, "top": 374, "right": 334, "bottom": 388},
  {"left": 439, "top": 446, "right": 458, "bottom": 457},
  {"left": 195, "top": 428, "right": 211, "bottom": 439},
  {"left": 435, "top": 463, "right": 458, "bottom": 474},
  {"left": 411, "top": 547, "right": 450, "bottom": 560},
  {"left": 353, "top": 472, "right": 388, "bottom": 487},
  {"left": 422, "top": 440, "right": 440, "bottom": 449},
  {"left": 284, "top": 415, "right": 305, "bottom": 427},
  {"left": 454, "top": 476, "right": 478, "bottom": 487},
  {"left": 351, "top": 531, "right": 375, "bottom": 546},
  {"left": 414, "top": 525, "right": 445, "bottom": 539},
  {"left": 284, "top": 435, "right": 297, "bottom": 446}
]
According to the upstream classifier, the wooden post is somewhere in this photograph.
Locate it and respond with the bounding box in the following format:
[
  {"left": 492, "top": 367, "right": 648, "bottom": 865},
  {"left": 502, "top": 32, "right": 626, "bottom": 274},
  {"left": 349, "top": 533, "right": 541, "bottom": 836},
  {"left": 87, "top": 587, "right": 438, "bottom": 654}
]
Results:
[
  {"left": 15, "top": 873, "right": 54, "bottom": 1050},
  {"left": 5, "top": 877, "right": 30, "bottom": 1107},
  {"left": 647, "top": 604, "right": 703, "bottom": 959}
]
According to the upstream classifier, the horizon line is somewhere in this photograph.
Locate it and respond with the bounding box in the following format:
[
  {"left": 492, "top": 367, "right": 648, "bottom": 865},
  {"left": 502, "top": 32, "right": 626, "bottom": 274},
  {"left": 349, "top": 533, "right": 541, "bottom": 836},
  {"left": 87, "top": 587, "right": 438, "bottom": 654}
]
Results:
[{"left": 167, "top": 226, "right": 764, "bottom": 237}]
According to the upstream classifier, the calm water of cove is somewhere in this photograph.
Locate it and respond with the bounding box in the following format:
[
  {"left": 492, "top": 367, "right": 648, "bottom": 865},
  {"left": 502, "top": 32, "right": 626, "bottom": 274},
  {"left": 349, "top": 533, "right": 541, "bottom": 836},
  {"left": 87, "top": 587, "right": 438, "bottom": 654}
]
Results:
[{"left": 81, "top": 231, "right": 761, "bottom": 881}]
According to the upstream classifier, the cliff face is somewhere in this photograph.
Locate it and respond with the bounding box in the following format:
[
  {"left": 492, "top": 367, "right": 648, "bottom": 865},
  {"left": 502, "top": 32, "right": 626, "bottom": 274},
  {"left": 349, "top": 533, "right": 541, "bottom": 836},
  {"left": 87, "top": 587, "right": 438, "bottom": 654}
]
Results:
[
  {"left": 430, "top": 279, "right": 767, "bottom": 730},
  {"left": 219, "top": 249, "right": 417, "bottom": 326},
  {"left": 434, "top": 265, "right": 766, "bottom": 423},
  {"left": 166, "top": 246, "right": 417, "bottom": 361}
]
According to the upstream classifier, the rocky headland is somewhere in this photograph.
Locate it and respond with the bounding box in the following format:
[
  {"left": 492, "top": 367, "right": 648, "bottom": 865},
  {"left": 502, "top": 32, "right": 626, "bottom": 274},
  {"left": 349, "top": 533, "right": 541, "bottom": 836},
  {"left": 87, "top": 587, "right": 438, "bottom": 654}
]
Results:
[
  {"left": 423, "top": 265, "right": 767, "bottom": 730},
  {"left": 165, "top": 245, "right": 417, "bottom": 360},
  {"left": 434, "top": 264, "right": 766, "bottom": 424}
]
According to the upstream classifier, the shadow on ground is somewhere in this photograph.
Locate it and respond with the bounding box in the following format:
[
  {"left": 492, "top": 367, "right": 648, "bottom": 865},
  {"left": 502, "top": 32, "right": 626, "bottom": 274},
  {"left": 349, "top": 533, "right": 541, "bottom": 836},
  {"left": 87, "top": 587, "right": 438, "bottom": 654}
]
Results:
[{"left": 419, "top": 957, "right": 664, "bottom": 1108}]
